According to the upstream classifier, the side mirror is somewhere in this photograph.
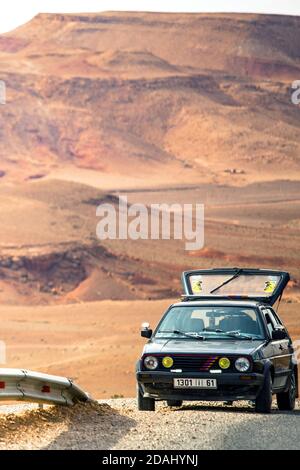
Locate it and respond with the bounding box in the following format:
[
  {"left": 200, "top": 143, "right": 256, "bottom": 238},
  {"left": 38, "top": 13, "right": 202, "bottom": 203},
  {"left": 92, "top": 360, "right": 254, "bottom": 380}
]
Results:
[
  {"left": 272, "top": 328, "right": 287, "bottom": 340},
  {"left": 141, "top": 322, "right": 152, "bottom": 339}
]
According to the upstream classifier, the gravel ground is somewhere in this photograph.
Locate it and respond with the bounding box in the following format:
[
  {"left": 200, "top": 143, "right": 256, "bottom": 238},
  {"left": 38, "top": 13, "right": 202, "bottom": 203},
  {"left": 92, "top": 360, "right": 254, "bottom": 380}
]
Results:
[{"left": 0, "top": 399, "right": 299, "bottom": 450}]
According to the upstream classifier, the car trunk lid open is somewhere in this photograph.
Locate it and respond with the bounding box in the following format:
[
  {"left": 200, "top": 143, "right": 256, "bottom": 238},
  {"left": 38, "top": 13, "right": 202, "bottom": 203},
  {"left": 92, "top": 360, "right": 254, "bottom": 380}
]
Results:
[{"left": 181, "top": 268, "right": 290, "bottom": 306}]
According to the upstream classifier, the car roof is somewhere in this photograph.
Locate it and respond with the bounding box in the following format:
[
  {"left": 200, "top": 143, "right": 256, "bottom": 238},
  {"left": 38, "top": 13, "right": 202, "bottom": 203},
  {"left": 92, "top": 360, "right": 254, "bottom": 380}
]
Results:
[{"left": 172, "top": 300, "right": 262, "bottom": 308}]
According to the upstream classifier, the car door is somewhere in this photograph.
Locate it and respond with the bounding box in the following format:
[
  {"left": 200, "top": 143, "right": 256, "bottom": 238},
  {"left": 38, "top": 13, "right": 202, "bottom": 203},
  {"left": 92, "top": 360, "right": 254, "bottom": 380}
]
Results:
[{"left": 262, "top": 308, "right": 292, "bottom": 389}]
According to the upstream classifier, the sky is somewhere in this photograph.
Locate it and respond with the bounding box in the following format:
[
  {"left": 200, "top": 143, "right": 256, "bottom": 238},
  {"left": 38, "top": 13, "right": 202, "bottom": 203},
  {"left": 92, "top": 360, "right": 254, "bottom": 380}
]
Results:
[{"left": 0, "top": 0, "right": 300, "bottom": 34}]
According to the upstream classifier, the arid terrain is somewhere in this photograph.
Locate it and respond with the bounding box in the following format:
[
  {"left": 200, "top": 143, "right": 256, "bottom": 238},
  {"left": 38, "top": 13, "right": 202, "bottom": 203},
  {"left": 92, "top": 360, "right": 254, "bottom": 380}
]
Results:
[
  {"left": 0, "top": 12, "right": 300, "bottom": 185},
  {"left": 0, "top": 12, "right": 299, "bottom": 400}
]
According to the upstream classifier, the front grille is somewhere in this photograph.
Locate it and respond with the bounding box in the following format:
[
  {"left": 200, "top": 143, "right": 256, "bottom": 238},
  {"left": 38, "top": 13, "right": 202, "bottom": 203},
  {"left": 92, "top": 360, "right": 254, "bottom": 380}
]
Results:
[
  {"left": 142, "top": 354, "right": 249, "bottom": 372},
  {"left": 166, "top": 354, "right": 219, "bottom": 372}
]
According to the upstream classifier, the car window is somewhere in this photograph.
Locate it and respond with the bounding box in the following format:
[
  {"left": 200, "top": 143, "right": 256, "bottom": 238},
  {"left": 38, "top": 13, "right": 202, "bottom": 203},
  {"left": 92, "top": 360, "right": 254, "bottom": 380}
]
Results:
[
  {"left": 263, "top": 309, "right": 278, "bottom": 336},
  {"left": 155, "top": 305, "right": 265, "bottom": 339},
  {"left": 271, "top": 309, "right": 283, "bottom": 326}
]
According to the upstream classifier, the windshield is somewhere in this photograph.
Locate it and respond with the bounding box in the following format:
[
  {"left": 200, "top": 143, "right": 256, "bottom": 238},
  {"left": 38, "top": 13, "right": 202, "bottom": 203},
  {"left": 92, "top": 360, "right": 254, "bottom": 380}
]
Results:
[
  {"left": 155, "top": 305, "right": 265, "bottom": 340},
  {"left": 187, "top": 273, "right": 282, "bottom": 297}
]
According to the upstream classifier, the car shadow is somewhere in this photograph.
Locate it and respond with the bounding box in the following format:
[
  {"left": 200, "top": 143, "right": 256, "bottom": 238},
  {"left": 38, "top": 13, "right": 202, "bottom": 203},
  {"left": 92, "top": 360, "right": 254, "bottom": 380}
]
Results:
[
  {"left": 171, "top": 402, "right": 254, "bottom": 414},
  {"left": 170, "top": 401, "right": 300, "bottom": 415}
]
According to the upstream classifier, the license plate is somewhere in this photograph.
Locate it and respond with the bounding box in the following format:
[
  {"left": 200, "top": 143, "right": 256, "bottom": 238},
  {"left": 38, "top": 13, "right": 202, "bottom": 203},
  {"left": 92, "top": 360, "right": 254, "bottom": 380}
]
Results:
[{"left": 173, "top": 378, "right": 217, "bottom": 389}]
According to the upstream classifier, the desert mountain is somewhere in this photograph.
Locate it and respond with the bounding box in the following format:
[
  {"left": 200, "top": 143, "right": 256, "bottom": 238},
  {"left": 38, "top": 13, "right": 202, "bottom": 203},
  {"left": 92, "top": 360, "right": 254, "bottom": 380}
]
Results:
[
  {"left": 0, "top": 12, "right": 300, "bottom": 186},
  {"left": 0, "top": 12, "right": 300, "bottom": 305}
]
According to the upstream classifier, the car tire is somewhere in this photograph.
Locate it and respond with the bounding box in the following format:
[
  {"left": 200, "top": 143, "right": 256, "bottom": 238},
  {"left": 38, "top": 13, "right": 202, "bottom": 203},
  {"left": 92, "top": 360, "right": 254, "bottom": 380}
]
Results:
[
  {"left": 166, "top": 400, "right": 183, "bottom": 407},
  {"left": 137, "top": 384, "right": 155, "bottom": 411},
  {"left": 255, "top": 370, "right": 272, "bottom": 414},
  {"left": 276, "top": 370, "right": 297, "bottom": 411}
]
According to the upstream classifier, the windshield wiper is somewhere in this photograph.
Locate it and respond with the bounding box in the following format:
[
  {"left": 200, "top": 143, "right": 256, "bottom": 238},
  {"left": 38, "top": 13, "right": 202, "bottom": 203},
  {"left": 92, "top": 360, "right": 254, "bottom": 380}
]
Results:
[
  {"left": 200, "top": 328, "right": 253, "bottom": 340},
  {"left": 203, "top": 327, "right": 224, "bottom": 333},
  {"left": 158, "top": 330, "right": 204, "bottom": 341},
  {"left": 223, "top": 330, "right": 253, "bottom": 340},
  {"left": 210, "top": 268, "right": 243, "bottom": 294}
]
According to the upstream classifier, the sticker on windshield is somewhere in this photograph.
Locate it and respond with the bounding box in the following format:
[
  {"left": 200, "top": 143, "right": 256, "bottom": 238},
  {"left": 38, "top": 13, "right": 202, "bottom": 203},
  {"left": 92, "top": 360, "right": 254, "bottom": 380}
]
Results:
[
  {"left": 191, "top": 278, "right": 203, "bottom": 293},
  {"left": 264, "top": 279, "right": 277, "bottom": 293}
]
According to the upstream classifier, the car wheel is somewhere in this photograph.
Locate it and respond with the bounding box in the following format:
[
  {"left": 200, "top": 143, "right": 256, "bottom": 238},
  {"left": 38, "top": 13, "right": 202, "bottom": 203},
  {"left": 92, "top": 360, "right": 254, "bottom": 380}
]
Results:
[
  {"left": 137, "top": 384, "right": 155, "bottom": 411},
  {"left": 166, "top": 400, "right": 183, "bottom": 407},
  {"left": 277, "top": 370, "right": 297, "bottom": 411},
  {"left": 255, "top": 370, "right": 272, "bottom": 414}
]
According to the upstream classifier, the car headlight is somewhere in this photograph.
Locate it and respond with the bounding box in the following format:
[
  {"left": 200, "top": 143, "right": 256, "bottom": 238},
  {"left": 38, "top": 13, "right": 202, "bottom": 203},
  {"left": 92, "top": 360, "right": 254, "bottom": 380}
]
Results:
[
  {"left": 144, "top": 356, "right": 159, "bottom": 370},
  {"left": 235, "top": 357, "right": 250, "bottom": 372}
]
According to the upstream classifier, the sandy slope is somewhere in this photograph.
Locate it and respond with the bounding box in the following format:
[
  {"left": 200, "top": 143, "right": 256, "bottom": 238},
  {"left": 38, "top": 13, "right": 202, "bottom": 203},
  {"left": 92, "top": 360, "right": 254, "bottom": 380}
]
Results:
[{"left": 0, "top": 299, "right": 170, "bottom": 398}]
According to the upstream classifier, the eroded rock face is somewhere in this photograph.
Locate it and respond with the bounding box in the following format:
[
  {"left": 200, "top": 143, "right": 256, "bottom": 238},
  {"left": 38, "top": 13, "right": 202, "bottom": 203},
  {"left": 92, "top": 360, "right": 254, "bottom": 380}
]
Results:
[
  {"left": 0, "top": 248, "right": 87, "bottom": 299},
  {"left": 0, "top": 242, "right": 181, "bottom": 305}
]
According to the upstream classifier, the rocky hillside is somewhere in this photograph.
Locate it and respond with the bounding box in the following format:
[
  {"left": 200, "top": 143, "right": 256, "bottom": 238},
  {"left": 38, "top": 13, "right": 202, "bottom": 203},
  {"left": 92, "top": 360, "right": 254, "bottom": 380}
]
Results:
[{"left": 0, "top": 12, "right": 300, "bottom": 185}]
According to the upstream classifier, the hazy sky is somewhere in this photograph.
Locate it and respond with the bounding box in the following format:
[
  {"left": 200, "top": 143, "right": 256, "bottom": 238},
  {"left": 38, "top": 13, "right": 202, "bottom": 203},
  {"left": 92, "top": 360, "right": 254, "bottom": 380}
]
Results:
[{"left": 1, "top": 0, "right": 300, "bottom": 33}]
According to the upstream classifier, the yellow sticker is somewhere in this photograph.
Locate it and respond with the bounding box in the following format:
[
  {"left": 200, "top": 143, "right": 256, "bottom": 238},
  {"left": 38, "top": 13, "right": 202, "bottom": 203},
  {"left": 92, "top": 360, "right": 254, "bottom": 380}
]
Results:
[
  {"left": 264, "top": 280, "right": 276, "bottom": 293},
  {"left": 192, "top": 279, "right": 202, "bottom": 293}
]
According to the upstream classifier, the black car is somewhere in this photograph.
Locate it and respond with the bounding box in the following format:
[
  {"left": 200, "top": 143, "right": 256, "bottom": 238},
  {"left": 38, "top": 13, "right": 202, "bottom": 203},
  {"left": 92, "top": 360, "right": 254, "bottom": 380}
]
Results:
[{"left": 136, "top": 268, "right": 298, "bottom": 413}]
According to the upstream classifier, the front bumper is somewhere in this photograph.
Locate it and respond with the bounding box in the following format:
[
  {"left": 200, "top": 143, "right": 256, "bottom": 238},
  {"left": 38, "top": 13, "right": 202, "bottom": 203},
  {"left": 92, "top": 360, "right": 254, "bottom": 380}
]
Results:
[{"left": 137, "top": 371, "right": 264, "bottom": 401}]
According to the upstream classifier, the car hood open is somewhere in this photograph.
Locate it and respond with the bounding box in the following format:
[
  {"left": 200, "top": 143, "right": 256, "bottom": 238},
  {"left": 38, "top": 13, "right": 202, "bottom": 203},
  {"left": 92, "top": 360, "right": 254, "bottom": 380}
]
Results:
[{"left": 181, "top": 268, "right": 290, "bottom": 306}]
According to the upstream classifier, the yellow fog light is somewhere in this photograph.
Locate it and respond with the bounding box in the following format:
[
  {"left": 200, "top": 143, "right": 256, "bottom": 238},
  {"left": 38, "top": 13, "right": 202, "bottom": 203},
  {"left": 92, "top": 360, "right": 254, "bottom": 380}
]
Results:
[
  {"left": 219, "top": 357, "right": 231, "bottom": 369},
  {"left": 162, "top": 356, "right": 174, "bottom": 368}
]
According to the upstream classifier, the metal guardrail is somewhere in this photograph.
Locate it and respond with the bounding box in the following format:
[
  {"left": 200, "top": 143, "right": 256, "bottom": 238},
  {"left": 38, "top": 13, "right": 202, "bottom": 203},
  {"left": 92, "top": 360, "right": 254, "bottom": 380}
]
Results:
[{"left": 0, "top": 369, "right": 90, "bottom": 406}]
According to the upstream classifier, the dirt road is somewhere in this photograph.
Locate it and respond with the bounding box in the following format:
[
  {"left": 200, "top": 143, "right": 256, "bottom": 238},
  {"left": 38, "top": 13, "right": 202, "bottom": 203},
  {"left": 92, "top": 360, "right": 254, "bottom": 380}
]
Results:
[{"left": 0, "top": 399, "right": 299, "bottom": 450}]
